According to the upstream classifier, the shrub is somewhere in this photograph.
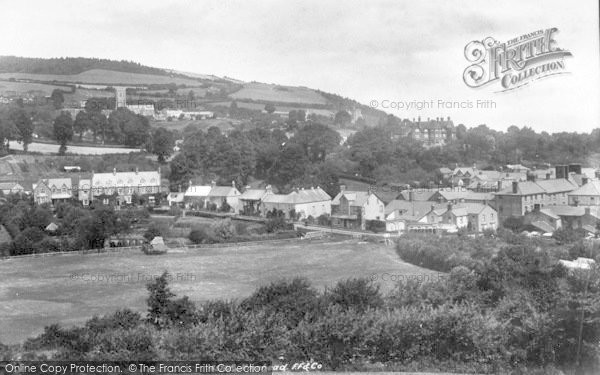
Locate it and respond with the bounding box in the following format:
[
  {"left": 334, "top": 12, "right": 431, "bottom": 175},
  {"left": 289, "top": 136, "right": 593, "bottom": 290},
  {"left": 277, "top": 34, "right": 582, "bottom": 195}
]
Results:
[
  {"left": 324, "top": 278, "right": 384, "bottom": 312},
  {"left": 143, "top": 223, "right": 164, "bottom": 241},
  {"left": 210, "top": 218, "right": 236, "bottom": 240},
  {"left": 265, "top": 216, "right": 287, "bottom": 233},
  {"left": 189, "top": 226, "right": 215, "bottom": 244}
]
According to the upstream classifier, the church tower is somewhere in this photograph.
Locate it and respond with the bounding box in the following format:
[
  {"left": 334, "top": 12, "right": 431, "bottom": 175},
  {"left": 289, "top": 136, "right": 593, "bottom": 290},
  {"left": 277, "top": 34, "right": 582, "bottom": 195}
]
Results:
[{"left": 115, "top": 87, "right": 127, "bottom": 108}]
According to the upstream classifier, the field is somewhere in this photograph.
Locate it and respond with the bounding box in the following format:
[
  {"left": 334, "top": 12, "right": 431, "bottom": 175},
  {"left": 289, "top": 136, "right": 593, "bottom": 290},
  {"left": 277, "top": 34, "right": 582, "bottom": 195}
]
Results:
[
  {"left": 0, "top": 240, "right": 436, "bottom": 344},
  {"left": 150, "top": 118, "right": 242, "bottom": 133},
  {"left": 212, "top": 100, "right": 335, "bottom": 117},
  {"left": 229, "top": 82, "right": 328, "bottom": 105},
  {"left": 0, "top": 80, "right": 68, "bottom": 95},
  {"left": 8, "top": 141, "right": 141, "bottom": 155},
  {"left": 0, "top": 69, "right": 202, "bottom": 86}
]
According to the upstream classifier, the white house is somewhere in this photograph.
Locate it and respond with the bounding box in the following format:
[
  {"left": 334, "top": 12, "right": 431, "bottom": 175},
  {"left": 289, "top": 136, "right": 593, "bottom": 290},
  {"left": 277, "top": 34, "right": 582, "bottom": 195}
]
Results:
[{"left": 262, "top": 186, "right": 331, "bottom": 220}]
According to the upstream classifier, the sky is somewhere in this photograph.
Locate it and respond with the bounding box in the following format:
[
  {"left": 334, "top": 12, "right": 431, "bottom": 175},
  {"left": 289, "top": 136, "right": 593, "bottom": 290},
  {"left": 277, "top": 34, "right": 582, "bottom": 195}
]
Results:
[{"left": 0, "top": 0, "right": 598, "bottom": 133}]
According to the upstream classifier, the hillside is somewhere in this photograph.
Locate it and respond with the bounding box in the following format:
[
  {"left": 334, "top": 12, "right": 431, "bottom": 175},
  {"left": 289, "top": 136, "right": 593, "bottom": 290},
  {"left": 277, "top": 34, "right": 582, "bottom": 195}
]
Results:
[
  {"left": 0, "top": 56, "right": 171, "bottom": 76},
  {"left": 0, "top": 56, "right": 389, "bottom": 127},
  {"left": 0, "top": 69, "right": 203, "bottom": 87}
]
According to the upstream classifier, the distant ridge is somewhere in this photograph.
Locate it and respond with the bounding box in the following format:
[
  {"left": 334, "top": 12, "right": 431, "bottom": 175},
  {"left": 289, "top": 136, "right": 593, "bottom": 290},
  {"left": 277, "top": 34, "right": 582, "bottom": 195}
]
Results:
[{"left": 0, "top": 56, "right": 187, "bottom": 78}]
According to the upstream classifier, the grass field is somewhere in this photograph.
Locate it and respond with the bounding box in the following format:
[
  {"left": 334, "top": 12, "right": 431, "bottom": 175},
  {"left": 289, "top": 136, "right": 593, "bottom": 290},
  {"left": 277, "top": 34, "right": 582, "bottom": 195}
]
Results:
[
  {"left": 230, "top": 82, "right": 328, "bottom": 105},
  {"left": 0, "top": 240, "right": 435, "bottom": 345},
  {"left": 0, "top": 80, "right": 68, "bottom": 95},
  {"left": 0, "top": 69, "right": 202, "bottom": 86}
]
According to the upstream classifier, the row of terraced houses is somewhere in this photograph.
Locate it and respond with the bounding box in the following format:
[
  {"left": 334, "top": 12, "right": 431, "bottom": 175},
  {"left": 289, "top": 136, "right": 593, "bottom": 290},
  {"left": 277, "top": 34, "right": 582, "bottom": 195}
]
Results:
[{"left": 11, "top": 162, "right": 600, "bottom": 235}]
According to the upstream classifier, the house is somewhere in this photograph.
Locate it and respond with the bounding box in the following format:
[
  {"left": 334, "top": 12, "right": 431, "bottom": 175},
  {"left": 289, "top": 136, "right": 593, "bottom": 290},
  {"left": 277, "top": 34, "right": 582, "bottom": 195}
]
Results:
[
  {"left": 331, "top": 187, "right": 385, "bottom": 229},
  {"left": 167, "top": 192, "right": 185, "bottom": 207},
  {"left": 33, "top": 178, "right": 73, "bottom": 205},
  {"left": 83, "top": 168, "right": 161, "bottom": 206},
  {"left": 261, "top": 187, "right": 331, "bottom": 220},
  {"left": 0, "top": 182, "right": 25, "bottom": 195},
  {"left": 384, "top": 200, "right": 441, "bottom": 233},
  {"left": 239, "top": 186, "right": 269, "bottom": 216},
  {"left": 525, "top": 205, "right": 600, "bottom": 234},
  {"left": 184, "top": 183, "right": 212, "bottom": 209},
  {"left": 456, "top": 203, "right": 498, "bottom": 232},
  {"left": 396, "top": 189, "right": 438, "bottom": 202},
  {"left": 568, "top": 180, "right": 600, "bottom": 206},
  {"left": 206, "top": 181, "right": 241, "bottom": 212},
  {"left": 493, "top": 176, "right": 578, "bottom": 223}
]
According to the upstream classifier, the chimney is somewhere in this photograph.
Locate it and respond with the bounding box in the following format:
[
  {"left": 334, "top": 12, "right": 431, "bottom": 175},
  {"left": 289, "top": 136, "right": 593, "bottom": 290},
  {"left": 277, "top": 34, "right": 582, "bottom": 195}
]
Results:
[
  {"left": 585, "top": 207, "right": 591, "bottom": 216},
  {"left": 266, "top": 184, "right": 272, "bottom": 194},
  {"left": 113, "top": 168, "right": 116, "bottom": 176},
  {"left": 431, "top": 204, "right": 436, "bottom": 212},
  {"left": 526, "top": 172, "right": 536, "bottom": 182},
  {"left": 497, "top": 180, "right": 503, "bottom": 191},
  {"left": 135, "top": 167, "right": 139, "bottom": 175},
  {"left": 188, "top": 180, "right": 192, "bottom": 189},
  {"left": 408, "top": 190, "right": 414, "bottom": 202},
  {"left": 158, "top": 166, "right": 161, "bottom": 176},
  {"left": 232, "top": 180, "right": 236, "bottom": 188},
  {"left": 340, "top": 184, "right": 346, "bottom": 192},
  {"left": 211, "top": 180, "right": 216, "bottom": 188},
  {"left": 178, "top": 184, "right": 181, "bottom": 193},
  {"left": 546, "top": 173, "right": 551, "bottom": 180},
  {"left": 512, "top": 181, "right": 518, "bottom": 194},
  {"left": 582, "top": 177, "right": 589, "bottom": 185},
  {"left": 447, "top": 202, "right": 453, "bottom": 211}
]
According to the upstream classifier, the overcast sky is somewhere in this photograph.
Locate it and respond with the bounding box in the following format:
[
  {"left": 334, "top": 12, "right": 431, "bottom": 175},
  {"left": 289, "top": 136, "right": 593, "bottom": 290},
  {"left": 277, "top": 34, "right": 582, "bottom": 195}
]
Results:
[{"left": 0, "top": 0, "right": 598, "bottom": 133}]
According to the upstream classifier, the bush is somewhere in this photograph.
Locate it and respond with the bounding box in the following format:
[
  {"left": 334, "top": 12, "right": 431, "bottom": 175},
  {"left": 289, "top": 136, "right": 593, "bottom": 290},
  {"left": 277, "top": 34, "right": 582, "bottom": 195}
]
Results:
[
  {"left": 265, "top": 216, "right": 287, "bottom": 233},
  {"left": 143, "top": 223, "right": 164, "bottom": 241},
  {"left": 210, "top": 218, "right": 236, "bottom": 240},
  {"left": 189, "top": 226, "right": 215, "bottom": 244},
  {"left": 324, "top": 278, "right": 384, "bottom": 312}
]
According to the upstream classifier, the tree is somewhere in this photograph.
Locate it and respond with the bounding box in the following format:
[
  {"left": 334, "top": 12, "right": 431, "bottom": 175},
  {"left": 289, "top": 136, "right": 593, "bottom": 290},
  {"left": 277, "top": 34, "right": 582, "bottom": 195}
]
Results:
[
  {"left": 8, "top": 108, "right": 33, "bottom": 152},
  {"left": 150, "top": 127, "right": 175, "bottom": 163},
  {"left": 73, "top": 111, "right": 93, "bottom": 141},
  {"left": 264, "top": 103, "right": 276, "bottom": 114},
  {"left": 53, "top": 112, "right": 74, "bottom": 155},
  {"left": 146, "top": 271, "right": 175, "bottom": 328},
  {"left": 334, "top": 110, "right": 352, "bottom": 126},
  {"left": 50, "top": 89, "right": 65, "bottom": 109}
]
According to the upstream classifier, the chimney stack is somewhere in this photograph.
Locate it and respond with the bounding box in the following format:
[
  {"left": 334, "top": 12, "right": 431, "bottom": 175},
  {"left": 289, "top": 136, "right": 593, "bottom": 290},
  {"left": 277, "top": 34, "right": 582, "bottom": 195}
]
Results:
[
  {"left": 582, "top": 177, "right": 589, "bottom": 185},
  {"left": 546, "top": 173, "right": 551, "bottom": 180},
  {"left": 340, "top": 184, "right": 346, "bottom": 192},
  {"left": 266, "top": 184, "right": 272, "bottom": 194},
  {"left": 585, "top": 207, "right": 591, "bottom": 216},
  {"left": 497, "top": 180, "right": 503, "bottom": 191},
  {"left": 232, "top": 180, "right": 236, "bottom": 188},
  {"left": 135, "top": 167, "right": 139, "bottom": 175},
  {"left": 211, "top": 180, "right": 216, "bottom": 188},
  {"left": 512, "top": 181, "right": 518, "bottom": 194},
  {"left": 447, "top": 202, "right": 453, "bottom": 212},
  {"left": 113, "top": 168, "right": 116, "bottom": 176}
]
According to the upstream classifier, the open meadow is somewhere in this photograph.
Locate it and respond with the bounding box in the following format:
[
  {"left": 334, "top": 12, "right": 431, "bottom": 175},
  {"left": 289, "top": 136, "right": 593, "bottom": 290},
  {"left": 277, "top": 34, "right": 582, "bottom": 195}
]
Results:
[{"left": 0, "top": 239, "right": 435, "bottom": 344}]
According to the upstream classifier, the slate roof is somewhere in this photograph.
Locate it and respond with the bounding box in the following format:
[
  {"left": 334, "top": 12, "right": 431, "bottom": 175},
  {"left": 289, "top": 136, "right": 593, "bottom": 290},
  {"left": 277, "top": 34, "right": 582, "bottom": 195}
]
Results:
[
  {"left": 385, "top": 200, "right": 442, "bottom": 218},
  {"left": 92, "top": 170, "right": 160, "bottom": 187},
  {"left": 332, "top": 190, "right": 381, "bottom": 206},
  {"left": 397, "top": 189, "right": 438, "bottom": 201},
  {"left": 207, "top": 186, "right": 240, "bottom": 197},
  {"left": 536, "top": 179, "right": 578, "bottom": 194},
  {"left": 262, "top": 187, "right": 331, "bottom": 204},
  {"left": 240, "top": 188, "right": 268, "bottom": 201},
  {"left": 569, "top": 181, "right": 600, "bottom": 196},
  {"left": 185, "top": 185, "right": 212, "bottom": 197}
]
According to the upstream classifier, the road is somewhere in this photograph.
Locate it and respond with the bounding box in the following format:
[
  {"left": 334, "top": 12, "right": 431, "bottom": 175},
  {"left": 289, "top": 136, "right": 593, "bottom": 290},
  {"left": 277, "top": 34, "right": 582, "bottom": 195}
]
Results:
[{"left": 8, "top": 141, "right": 141, "bottom": 155}]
